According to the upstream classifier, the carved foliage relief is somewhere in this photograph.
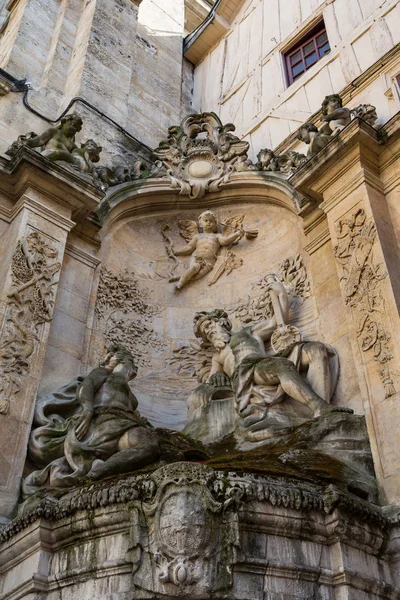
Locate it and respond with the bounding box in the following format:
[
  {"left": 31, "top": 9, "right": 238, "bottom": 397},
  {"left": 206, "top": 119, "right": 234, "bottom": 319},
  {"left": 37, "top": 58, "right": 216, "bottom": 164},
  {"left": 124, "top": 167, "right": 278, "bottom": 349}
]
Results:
[
  {"left": 0, "top": 232, "right": 60, "bottom": 414},
  {"left": 95, "top": 267, "right": 165, "bottom": 367},
  {"left": 232, "top": 253, "right": 311, "bottom": 325},
  {"left": 334, "top": 208, "right": 395, "bottom": 398}
]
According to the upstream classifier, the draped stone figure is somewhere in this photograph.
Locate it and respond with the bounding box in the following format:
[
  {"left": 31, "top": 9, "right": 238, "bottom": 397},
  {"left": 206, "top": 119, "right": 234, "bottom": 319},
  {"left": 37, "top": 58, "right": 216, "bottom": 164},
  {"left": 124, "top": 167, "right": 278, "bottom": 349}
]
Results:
[
  {"left": 187, "top": 277, "right": 351, "bottom": 437},
  {"left": 23, "top": 345, "right": 160, "bottom": 497}
]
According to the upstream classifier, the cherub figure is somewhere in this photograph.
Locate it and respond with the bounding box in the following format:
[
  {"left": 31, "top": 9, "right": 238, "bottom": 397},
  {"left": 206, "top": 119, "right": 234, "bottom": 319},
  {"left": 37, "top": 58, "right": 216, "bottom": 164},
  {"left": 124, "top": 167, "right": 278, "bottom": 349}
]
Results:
[
  {"left": 6, "top": 113, "right": 83, "bottom": 162},
  {"left": 71, "top": 138, "right": 102, "bottom": 174},
  {"left": 320, "top": 94, "right": 351, "bottom": 136},
  {"left": 169, "top": 211, "right": 257, "bottom": 291},
  {"left": 297, "top": 123, "right": 332, "bottom": 157}
]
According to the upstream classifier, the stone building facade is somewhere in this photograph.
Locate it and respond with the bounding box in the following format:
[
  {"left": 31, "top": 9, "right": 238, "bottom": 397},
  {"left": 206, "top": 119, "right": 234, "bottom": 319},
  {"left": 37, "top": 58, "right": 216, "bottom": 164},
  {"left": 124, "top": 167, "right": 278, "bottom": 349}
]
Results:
[{"left": 0, "top": 0, "right": 400, "bottom": 598}]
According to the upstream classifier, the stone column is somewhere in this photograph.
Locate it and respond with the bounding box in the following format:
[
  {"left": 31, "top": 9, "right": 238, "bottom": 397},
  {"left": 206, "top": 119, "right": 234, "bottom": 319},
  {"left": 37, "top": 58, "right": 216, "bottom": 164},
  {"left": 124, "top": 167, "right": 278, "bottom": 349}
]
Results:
[{"left": 292, "top": 119, "right": 400, "bottom": 503}]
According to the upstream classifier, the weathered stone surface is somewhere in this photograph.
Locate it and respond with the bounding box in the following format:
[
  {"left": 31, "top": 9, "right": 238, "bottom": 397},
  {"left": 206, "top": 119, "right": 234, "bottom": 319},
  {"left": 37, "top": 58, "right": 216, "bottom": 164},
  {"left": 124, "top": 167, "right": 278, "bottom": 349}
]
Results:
[
  {"left": 0, "top": 1, "right": 400, "bottom": 594},
  {"left": 0, "top": 463, "right": 399, "bottom": 599}
]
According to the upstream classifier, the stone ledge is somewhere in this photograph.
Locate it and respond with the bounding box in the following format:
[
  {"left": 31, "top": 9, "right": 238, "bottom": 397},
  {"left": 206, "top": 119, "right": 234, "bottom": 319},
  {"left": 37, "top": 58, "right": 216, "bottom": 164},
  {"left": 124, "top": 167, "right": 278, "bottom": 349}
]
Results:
[
  {"left": 0, "top": 147, "right": 104, "bottom": 223},
  {"left": 1, "top": 463, "right": 399, "bottom": 599},
  {"left": 0, "top": 463, "right": 390, "bottom": 546}
]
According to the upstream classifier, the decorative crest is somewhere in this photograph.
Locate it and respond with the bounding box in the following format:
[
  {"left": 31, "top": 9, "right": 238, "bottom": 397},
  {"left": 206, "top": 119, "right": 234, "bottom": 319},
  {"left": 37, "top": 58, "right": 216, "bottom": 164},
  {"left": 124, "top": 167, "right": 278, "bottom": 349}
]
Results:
[{"left": 154, "top": 112, "right": 254, "bottom": 199}]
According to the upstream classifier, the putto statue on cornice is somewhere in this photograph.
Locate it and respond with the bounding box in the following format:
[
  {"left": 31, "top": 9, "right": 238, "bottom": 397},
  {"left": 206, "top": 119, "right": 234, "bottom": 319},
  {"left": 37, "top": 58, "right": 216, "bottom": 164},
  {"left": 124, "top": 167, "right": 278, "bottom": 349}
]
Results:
[
  {"left": 154, "top": 112, "right": 255, "bottom": 199},
  {"left": 5, "top": 113, "right": 146, "bottom": 190},
  {"left": 296, "top": 94, "right": 380, "bottom": 158}
]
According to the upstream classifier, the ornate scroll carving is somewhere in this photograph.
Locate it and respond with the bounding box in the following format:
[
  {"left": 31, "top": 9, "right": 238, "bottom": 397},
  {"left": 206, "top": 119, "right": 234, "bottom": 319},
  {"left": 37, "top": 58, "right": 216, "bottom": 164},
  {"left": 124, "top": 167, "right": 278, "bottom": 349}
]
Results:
[
  {"left": 0, "top": 232, "right": 60, "bottom": 414},
  {"left": 130, "top": 463, "right": 240, "bottom": 597},
  {"left": 334, "top": 208, "right": 394, "bottom": 397},
  {"left": 154, "top": 112, "right": 255, "bottom": 199},
  {"left": 351, "top": 104, "right": 378, "bottom": 128},
  {"left": 95, "top": 268, "right": 165, "bottom": 366},
  {"left": 257, "top": 148, "right": 307, "bottom": 173}
]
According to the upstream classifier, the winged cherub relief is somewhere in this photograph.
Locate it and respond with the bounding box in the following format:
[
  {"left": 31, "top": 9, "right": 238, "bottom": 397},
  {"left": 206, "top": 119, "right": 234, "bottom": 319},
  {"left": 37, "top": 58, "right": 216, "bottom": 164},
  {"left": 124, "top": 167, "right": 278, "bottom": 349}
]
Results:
[{"left": 167, "top": 211, "right": 258, "bottom": 291}]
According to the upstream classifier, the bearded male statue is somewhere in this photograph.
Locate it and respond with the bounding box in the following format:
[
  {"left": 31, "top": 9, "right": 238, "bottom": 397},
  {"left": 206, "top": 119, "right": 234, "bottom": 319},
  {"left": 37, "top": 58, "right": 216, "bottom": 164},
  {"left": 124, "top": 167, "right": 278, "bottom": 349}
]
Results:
[{"left": 189, "top": 290, "right": 352, "bottom": 436}]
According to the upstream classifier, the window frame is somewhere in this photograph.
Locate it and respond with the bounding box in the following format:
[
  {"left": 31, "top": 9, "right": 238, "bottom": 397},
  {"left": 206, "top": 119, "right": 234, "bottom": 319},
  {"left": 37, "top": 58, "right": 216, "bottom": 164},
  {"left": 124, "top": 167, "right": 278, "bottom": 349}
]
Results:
[{"left": 284, "top": 21, "right": 331, "bottom": 86}]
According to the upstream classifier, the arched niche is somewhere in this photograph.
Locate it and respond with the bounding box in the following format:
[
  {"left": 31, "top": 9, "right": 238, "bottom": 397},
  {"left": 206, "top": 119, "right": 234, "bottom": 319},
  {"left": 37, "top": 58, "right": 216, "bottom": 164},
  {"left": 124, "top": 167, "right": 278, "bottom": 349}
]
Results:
[{"left": 91, "top": 172, "right": 314, "bottom": 430}]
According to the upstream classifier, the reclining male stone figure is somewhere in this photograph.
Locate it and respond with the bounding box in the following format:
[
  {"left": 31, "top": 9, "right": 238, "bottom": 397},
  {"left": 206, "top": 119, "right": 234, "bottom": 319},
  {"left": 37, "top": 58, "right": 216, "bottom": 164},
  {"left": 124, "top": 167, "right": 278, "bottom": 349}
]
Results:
[{"left": 190, "top": 302, "right": 352, "bottom": 435}]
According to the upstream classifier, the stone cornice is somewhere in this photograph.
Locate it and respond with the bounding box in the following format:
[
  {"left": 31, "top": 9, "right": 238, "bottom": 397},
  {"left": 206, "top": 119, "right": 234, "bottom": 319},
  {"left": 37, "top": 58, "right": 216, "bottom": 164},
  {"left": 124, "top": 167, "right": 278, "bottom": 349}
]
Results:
[
  {"left": 11, "top": 196, "right": 76, "bottom": 232},
  {"left": 304, "top": 227, "right": 331, "bottom": 255},
  {"left": 64, "top": 243, "right": 101, "bottom": 268},
  {"left": 0, "top": 465, "right": 390, "bottom": 548},
  {"left": 98, "top": 171, "right": 304, "bottom": 232},
  {"left": 0, "top": 148, "right": 104, "bottom": 223},
  {"left": 289, "top": 117, "right": 393, "bottom": 215}
]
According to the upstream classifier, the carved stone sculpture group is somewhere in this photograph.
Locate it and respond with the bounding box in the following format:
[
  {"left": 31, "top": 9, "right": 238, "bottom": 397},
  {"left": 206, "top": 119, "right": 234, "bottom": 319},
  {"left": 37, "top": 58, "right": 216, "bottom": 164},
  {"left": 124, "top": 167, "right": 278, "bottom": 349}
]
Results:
[
  {"left": 6, "top": 112, "right": 146, "bottom": 190},
  {"left": 23, "top": 249, "right": 357, "bottom": 503},
  {"left": 16, "top": 90, "right": 380, "bottom": 508},
  {"left": 296, "top": 94, "right": 379, "bottom": 158}
]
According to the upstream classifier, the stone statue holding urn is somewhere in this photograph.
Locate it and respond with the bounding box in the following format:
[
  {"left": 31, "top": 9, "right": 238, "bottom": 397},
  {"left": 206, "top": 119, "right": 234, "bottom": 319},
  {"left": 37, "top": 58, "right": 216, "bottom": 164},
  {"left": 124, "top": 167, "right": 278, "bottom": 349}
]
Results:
[{"left": 187, "top": 272, "right": 350, "bottom": 439}]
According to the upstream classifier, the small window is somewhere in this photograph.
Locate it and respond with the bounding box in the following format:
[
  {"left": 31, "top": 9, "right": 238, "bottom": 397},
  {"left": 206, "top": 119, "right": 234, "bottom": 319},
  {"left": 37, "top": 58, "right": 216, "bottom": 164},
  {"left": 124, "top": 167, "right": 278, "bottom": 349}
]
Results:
[{"left": 284, "top": 21, "right": 330, "bottom": 86}]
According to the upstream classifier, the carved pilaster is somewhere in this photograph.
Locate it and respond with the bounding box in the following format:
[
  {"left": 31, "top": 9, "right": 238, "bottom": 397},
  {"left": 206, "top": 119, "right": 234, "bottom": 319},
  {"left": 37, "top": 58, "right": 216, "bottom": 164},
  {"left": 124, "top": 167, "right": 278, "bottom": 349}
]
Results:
[
  {"left": 333, "top": 208, "right": 394, "bottom": 399},
  {"left": 291, "top": 117, "right": 400, "bottom": 503},
  {"left": 0, "top": 199, "right": 74, "bottom": 520},
  {"left": 0, "top": 149, "right": 103, "bottom": 520}
]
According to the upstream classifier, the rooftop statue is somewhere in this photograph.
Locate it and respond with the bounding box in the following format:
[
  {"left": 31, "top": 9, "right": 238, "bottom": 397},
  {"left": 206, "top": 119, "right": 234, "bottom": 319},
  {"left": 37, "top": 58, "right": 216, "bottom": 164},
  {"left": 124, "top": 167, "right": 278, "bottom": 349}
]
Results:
[
  {"left": 296, "top": 94, "right": 379, "bottom": 158},
  {"left": 320, "top": 94, "right": 351, "bottom": 135},
  {"left": 6, "top": 112, "right": 84, "bottom": 163},
  {"left": 70, "top": 138, "right": 102, "bottom": 174},
  {"left": 296, "top": 122, "right": 332, "bottom": 157}
]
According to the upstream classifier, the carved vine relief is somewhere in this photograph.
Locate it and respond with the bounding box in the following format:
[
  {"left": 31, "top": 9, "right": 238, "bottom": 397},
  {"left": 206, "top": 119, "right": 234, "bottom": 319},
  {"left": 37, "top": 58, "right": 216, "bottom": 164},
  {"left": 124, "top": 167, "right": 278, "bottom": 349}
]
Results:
[
  {"left": 169, "top": 254, "right": 311, "bottom": 383},
  {"left": 0, "top": 232, "right": 60, "bottom": 414},
  {"left": 232, "top": 253, "right": 311, "bottom": 324},
  {"left": 334, "top": 208, "right": 395, "bottom": 398},
  {"left": 95, "top": 267, "right": 165, "bottom": 367}
]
